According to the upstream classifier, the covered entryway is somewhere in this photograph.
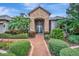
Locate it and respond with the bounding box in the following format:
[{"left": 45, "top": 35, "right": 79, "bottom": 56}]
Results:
[
  {"left": 29, "top": 6, "right": 50, "bottom": 34},
  {"left": 35, "top": 18, "right": 44, "bottom": 33}
]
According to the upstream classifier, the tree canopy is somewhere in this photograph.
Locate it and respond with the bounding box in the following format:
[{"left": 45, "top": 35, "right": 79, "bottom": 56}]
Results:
[
  {"left": 66, "top": 3, "right": 79, "bottom": 34},
  {"left": 57, "top": 3, "right": 79, "bottom": 35}
]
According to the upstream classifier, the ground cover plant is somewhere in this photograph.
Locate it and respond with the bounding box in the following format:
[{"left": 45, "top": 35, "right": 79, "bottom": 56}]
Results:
[
  {"left": 0, "top": 52, "right": 15, "bottom": 56},
  {"left": 48, "top": 39, "right": 69, "bottom": 55},
  {"left": 0, "top": 42, "right": 7, "bottom": 49},
  {"left": 44, "top": 34, "right": 50, "bottom": 40},
  {"left": 68, "top": 35, "right": 79, "bottom": 44},
  {"left": 60, "top": 48, "right": 79, "bottom": 56},
  {"left": 9, "top": 41, "right": 31, "bottom": 56},
  {"left": 0, "top": 33, "right": 28, "bottom": 39}
]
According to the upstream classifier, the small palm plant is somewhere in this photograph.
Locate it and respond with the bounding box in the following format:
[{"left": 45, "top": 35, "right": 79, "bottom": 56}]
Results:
[{"left": 8, "top": 14, "right": 30, "bottom": 34}]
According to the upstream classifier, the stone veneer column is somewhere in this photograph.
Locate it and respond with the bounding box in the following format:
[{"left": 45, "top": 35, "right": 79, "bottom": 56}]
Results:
[
  {"left": 30, "top": 18, "right": 35, "bottom": 32},
  {"left": 44, "top": 18, "right": 49, "bottom": 33}
]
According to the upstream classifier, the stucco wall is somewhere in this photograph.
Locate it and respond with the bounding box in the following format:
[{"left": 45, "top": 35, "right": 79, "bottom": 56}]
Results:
[
  {"left": 0, "top": 21, "right": 8, "bottom": 33},
  {"left": 51, "top": 21, "right": 57, "bottom": 30}
]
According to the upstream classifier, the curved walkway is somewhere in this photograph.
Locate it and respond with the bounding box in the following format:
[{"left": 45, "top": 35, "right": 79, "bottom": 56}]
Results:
[{"left": 29, "top": 34, "right": 51, "bottom": 56}]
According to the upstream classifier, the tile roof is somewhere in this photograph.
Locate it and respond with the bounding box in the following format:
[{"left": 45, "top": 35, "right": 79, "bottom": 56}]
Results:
[{"left": 0, "top": 15, "right": 12, "bottom": 21}]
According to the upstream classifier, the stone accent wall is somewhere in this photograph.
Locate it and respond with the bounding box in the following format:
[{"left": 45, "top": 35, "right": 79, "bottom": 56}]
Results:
[
  {"left": 29, "top": 8, "right": 49, "bottom": 33},
  {"left": 29, "top": 17, "right": 35, "bottom": 32},
  {"left": 44, "top": 18, "right": 49, "bottom": 33}
]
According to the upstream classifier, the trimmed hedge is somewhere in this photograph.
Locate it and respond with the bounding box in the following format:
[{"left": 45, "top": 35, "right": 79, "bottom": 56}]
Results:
[
  {"left": 0, "top": 52, "right": 15, "bottom": 56},
  {"left": 60, "top": 48, "right": 79, "bottom": 56},
  {"left": 68, "top": 35, "right": 79, "bottom": 44},
  {"left": 0, "top": 33, "right": 28, "bottom": 39},
  {"left": 9, "top": 41, "right": 31, "bottom": 56},
  {"left": 49, "top": 39, "right": 69, "bottom": 55},
  {"left": 50, "top": 28, "right": 64, "bottom": 40}
]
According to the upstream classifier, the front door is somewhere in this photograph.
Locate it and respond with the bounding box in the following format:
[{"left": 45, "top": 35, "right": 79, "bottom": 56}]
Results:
[{"left": 35, "top": 20, "right": 44, "bottom": 33}]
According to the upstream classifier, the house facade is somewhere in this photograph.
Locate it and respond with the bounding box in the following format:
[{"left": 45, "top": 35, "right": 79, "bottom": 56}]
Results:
[
  {"left": 0, "top": 15, "right": 11, "bottom": 33},
  {"left": 28, "top": 6, "right": 57, "bottom": 34},
  {"left": 0, "top": 6, "right": 58, "bottom": 33}
]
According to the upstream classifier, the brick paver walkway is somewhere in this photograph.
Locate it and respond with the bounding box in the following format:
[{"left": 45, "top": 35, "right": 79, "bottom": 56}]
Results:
[{"left": 29, "top": 34, "right": 51, "bottom": 56}]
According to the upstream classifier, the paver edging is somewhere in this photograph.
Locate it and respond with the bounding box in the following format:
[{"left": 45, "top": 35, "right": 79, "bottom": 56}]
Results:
[
  {"left": 29, "top": 41, "right": 34, "bottom": 56},
  {"left": 0, "top": 39, "right": 28, "bottom": 42},
  {"left": 43, "top": 39, "right": 51, "bottom": 56}
]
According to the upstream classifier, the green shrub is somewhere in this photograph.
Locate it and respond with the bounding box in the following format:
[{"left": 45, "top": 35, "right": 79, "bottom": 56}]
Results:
[
  {"left": 4, "top": 42, "right": 13, "bottom": 50},
  {"left": 75, "top": 48, "right": 79, "bottom": 51},
  {"left": 50, "top": 28, "right": 64, "bottom": 40},
  {"left": 10, "top": 33, "right": 28, "bottom": 39},
  {"left": 0, "top": 42, "right": 7, "bottom": 49},
  {"left": 60, "top": 48, "right": 79, "bottom": 56},
  {"left": 0, "top": 42, "right": 13, "bottom": 50},
  {"left": 0, "top": 33, "right": 28, "bottom": 39},
  {"left": 9, "top": 41, "right": 31, "bottom": 56},
  {"left": 5, "top": 30, "right": 27, "bottom": 34},
  {"left": 0, "top": 33, "right": 11, "bottom": 39},
  {"left": 68, "top": 35, "right": 79, "bottom": 44},
  {"left": 0, "top": 52, "right": 15, "bottom": 56},
  {"left": 29, "top": 31, "right": 35, "bottom": 38},
  {"left": 44, "top": 34, "right": 50, "bottom": 40},
  {"left": 49, "top": 39, "right": 69, "bottom": 55}
]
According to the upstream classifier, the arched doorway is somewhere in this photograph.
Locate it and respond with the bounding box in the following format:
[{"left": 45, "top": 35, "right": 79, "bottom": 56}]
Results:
[{"left": 35, "top": 18, "right": 44, "bottom": 33}]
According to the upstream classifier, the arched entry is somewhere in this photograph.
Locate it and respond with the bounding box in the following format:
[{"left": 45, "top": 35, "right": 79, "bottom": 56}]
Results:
[{"left": 35, "top": 18, "right": 44, "bottom": 33}]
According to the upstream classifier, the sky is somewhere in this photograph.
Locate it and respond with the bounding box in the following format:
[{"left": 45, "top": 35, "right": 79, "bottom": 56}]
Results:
[{"left": 0, "top": 3, "right": 69, "bottom": 17}]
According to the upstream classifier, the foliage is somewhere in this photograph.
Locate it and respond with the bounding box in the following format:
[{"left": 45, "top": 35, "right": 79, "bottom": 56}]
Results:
[
  {"left": 66, "top": 3, "right": 79, "bottom": 34},
  {"left": 57, "top": 19, "right": 66, "bottom": 29},
  {"left": 0, "top": 33, "right": 10, "bottom": 39},
  {"left": 44, "top": 34, "right": 50, "bottom": 40},
  {"left": 8, "top": 16, "right": 30, "bottom": 33},
  {"left": 50, "top": 28, "right": 64, "bottom": 40},
  {"left": 66, "top": 4, "right": 79, "bottom": 19},
  {"left": 0, "top": 42, "right": 13, "bottom": 50},
  {"left": 0, "top": 42, "right": 7, "bottom": 49},
  {"left": 48, "top": 39, "right": 69, "bottom": 55},
  {"left": 0, "top": 52, "right": 15, "bottom": 56},
  {"left": 0, "top": 33, "right": 28, "bottom": 39},
  {"left": 9, "top": 41, "right": 31, "bottom": 56},
  {"left": 68, "top": 35, "right": 79, "bottom": 44},
  {"left": 9, "top": 33, "right": 28, "bottom": 39},
  {"left": 57, "top": 19, "right": 65, "bottom": 25},
  {"left": 29, "top": 31, "right": 36, "bottom": 38},
  {"left": 66, "top": 19, "right": 79, "bottom": 34},
  {"left": 56, "top": 4, "right": 79, "bottom": 35},
  {"left": 60, "top": 48, "right": 79, "bottom": 56}
]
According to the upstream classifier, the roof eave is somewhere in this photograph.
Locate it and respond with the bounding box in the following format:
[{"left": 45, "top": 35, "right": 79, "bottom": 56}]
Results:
[{"left": 28, "top": 6, "right": 51, "bottom": 16}]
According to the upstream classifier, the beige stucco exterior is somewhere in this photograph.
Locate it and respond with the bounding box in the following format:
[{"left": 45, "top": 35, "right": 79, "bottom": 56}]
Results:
[
  {"left": 0, "top": 21, "right": 8, "bottom": 33},
  {"left": 29, "top": 7, "right": 50, "bottom": 33}
]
